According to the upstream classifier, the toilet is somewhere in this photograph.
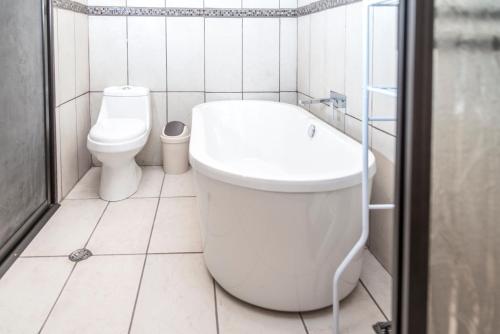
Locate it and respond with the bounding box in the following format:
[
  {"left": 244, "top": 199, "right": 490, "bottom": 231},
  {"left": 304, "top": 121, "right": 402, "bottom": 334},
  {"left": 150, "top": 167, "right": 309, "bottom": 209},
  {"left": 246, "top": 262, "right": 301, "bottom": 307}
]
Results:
[{"left": 87, "top": 86, "right": 151, "bottom": 201}]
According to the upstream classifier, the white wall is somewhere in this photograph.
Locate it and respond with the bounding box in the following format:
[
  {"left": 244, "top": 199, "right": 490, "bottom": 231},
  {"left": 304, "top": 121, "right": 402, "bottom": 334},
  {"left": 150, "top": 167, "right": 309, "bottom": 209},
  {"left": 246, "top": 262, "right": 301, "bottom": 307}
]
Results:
[
  {"left": 53, "top": 3, "right": 91, "bottom": 201},
  {"left": 87, "top": 0, "right": 299, "bottom": 166},
  {"left": 297, "top": 1, "right": 398, "bottom": 273}
]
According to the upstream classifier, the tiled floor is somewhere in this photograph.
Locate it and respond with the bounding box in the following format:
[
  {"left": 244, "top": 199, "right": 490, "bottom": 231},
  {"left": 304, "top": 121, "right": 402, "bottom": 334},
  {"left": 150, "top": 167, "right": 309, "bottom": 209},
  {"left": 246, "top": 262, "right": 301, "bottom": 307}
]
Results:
[{"left": 0, "top": 167, "right": 392, "bottom": 334}]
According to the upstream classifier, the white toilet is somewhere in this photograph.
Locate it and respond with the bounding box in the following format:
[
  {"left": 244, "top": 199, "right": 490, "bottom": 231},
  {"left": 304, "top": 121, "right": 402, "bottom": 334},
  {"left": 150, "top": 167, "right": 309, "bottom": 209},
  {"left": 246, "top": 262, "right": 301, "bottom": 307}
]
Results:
[{"left": 87, "top": 86, "right": 151, "bottom": 201}]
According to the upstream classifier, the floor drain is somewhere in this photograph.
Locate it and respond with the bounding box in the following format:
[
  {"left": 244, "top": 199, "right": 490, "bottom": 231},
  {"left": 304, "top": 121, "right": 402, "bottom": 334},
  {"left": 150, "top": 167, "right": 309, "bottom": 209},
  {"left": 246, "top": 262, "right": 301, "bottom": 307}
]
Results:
[
  {"left": 373, "top": 321, "right": 392, "bottom": 334},
  {"left": 68, "top": 248, "right": 93, "bottom": 262}
]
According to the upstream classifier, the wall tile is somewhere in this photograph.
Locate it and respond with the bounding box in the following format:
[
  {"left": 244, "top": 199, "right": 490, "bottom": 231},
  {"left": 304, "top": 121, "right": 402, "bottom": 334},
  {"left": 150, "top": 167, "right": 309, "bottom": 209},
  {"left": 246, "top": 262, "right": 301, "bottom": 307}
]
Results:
[
  {"left": 57, "top": 9, "right": 76, "bottom": 105},
  {"left": 280, "top": 0, "right": 297, "bottom": 8},
  {"left": 166, "top": 0, "right": 203, "bottom": 7},
  {"left": 205, "top": 0, "right": 241, "bottom": 8},
  {"left": 243, "top": 92, "right": 279, "bottom": 101},
  {"left": 55, "top": 107, "right": 63, "bottom": 202},
  {"left": 371, "top": 128, "right": 396, "bottom": 163},
  {"left": 87, "top": 0, "right": 125, "bottom": 5},
  {"left": 76, "top": 94, "right": 91, "bottom": 179},
  {"left": 136, "top": 92, "right": 167, "bottom": 166},
  {"left": 75, "top": 13, "right": 89, "bottom": 96},
  {"left": 167, "top": 18, "right": 204, "bottom": 92},
  {"left": 243, "top": 0, "right": 279, "bottom": 8},
  {"left": 205, "top": 18, "right": 243, "bottom": 92},
  {"left": 243, "top": 18, "right": 280, "bottom": 92},
  {"left": 167, "top": 92, "right": 205, "bottom": 127},
  {"left": 59, "top": 100, "right": 78, "bottom": 197},
  {"left": 298, "top": 0, "right": 312, "bottom": 7},
  {"left": 128, "top": 0, "right": 165, "bottom": 6},
  {"left": 89, "top": 16, "right": 127, "bottom": 91},
  {"left": 345, "top": 2, "right": 363, "bottom": 119},
  {"left": 297, "top": 15, "right": 310, "bottom": 95},
  {"left": 205, "top": 93, "right": 242, "bottom": 102},
  {"left": 53, "top": 9, "right": 60, "bottom": 106},
  {"left": 89, "top": 92, "right": 103, "bottom": 166},
  {"left": 280, "top": 18, "right": 297, "bottom": 91},
  {"left": 326, "top": 6, "right": 346, "bottom": 94},
  {"left": 128, "top": 17, "right": 167, "bottom": 91},
  {"left": 280, "top": 92, "right": 297, "bottom": 105},
  {"left": 309, "top": 11, "right": 326, "bottom": 98}
]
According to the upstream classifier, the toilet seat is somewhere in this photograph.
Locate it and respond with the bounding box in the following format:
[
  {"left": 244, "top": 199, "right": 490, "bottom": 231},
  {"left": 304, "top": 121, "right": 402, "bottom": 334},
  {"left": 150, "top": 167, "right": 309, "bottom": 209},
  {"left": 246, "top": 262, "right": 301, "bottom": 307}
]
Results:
[{"left": 89, "top": 118, "right": 147, "bottom": 144}]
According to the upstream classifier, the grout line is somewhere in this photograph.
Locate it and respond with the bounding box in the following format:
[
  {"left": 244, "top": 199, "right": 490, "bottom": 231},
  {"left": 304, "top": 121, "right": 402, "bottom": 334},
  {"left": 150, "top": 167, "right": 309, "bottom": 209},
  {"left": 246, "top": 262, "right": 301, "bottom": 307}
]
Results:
[
  {"left": 63, "top": 194, "right": 196, "bottom": 200},
  {"left": 299, "top": 312, "right": 310, "bottom": 334},
  {"left": 359, "top": 280, "right": 389, "bottom": 321},
  {"left": 127, "top": 196, "right": 161, "bottom": 334},
  {"left": 213, "top": 279, "right": 220, "bottom": 334},
  {"left": 37, "top": 199, "right": 110, "bottom": 333},
  {"left": 20, "top": 251, "right": 203, "bottom": 259},
  {"left": 56, "top": 91, "right": 90, "bottom": 108},
  {"left": 37, "top": 262, "right": 77, "bottom": 334}
]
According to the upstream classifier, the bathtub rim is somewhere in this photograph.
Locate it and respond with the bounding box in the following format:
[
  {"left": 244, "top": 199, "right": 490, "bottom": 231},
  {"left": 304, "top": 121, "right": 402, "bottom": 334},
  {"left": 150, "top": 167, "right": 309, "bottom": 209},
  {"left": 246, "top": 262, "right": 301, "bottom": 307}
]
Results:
[{"left": 189, "top": 100, "right": 376, "bottom": 193}]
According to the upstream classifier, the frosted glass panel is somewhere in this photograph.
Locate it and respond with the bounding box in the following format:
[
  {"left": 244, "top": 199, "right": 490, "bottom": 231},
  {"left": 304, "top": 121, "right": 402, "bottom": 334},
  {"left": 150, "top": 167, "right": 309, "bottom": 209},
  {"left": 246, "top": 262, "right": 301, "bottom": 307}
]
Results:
[{"left": 428, "top": 0, "right": 500, "bottom": 332}]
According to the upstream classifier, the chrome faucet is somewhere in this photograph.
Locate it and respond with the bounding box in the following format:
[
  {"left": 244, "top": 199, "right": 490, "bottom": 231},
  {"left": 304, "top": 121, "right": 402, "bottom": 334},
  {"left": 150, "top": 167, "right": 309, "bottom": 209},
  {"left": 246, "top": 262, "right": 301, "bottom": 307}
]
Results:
[{"left": 299, "top": 91, "right": 347, "bottom": 109}]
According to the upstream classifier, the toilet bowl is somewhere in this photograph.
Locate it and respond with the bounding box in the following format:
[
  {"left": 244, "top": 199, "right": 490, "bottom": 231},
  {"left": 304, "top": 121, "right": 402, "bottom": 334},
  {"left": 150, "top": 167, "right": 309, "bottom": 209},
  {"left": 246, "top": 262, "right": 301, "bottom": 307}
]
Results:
[{"left": 87, "top": 86, "right": 151, "bottom": 201}]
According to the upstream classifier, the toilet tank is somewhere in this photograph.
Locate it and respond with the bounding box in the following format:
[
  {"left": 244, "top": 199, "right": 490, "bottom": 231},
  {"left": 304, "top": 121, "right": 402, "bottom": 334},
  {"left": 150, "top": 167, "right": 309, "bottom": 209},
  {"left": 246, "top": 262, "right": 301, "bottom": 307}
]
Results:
[{"left": 101, "top": 86, "right": 151, "bottom": 122}]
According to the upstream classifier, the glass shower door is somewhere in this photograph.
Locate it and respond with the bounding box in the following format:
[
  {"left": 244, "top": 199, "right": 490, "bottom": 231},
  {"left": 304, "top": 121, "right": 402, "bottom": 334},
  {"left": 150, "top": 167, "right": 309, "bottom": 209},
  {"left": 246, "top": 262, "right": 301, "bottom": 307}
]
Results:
[{"left": 0, "top": 0, "right": 53, "bottom": 261}]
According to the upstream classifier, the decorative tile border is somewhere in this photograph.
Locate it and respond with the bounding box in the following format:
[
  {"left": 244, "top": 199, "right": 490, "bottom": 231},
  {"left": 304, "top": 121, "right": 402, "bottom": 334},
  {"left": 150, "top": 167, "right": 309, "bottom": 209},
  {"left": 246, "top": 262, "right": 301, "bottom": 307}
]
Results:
[
  {"left": 53, "top": 0, "right": 362, "bottom": 17},
  {"left": 297, "top": 0, "right": 361, "bottom": 16}
]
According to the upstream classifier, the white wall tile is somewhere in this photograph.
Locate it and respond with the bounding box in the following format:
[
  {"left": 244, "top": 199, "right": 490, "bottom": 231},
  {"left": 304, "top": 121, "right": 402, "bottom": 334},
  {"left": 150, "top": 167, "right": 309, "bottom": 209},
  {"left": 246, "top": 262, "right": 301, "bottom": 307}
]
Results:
[
  {"left": 57, "top": 9, "right": 76, "bottom": 105},
  {"left": 167, "top": 92, "right": 205, "bottom": 127},
  {"left": 59, "top": 100, "right": 78, "bottom": 197},
  {"left": 128, "top": 17, "right": 167, "bottom": 91},
  {"left": 166, "top": 0, "right": 203, "bottom": 7},
  {"left": 55, "top": 107, "right": 63, "bottom": 202},
  {"left": 87, "top": 0, "right": 125, "bottom": 5},
  {"left": 243, "top": 92, "right": 279, "bottom": 101},
  {"left": 371, "top": 128, "right": 396, "bottom": 163},
  {"left": 243, "top": 0, "right": 279, "bottom": 8},
  {"left": 167, "top": 18, "right": 204, "bottom": 92},
  {"left": 298, "top": 0, "right": 312, "bottom": 7},
  {"left": 345, "top": 2, "right": 363, "bottom": 119},
  {"left": 136, "top": 93, "right": 167, "bottom": 166},
  {"left": 205, "top": 92, "right": 242, "bottom": 102},
  {"left": 309, "top": 11, "right": 326, "bottom": 98},
  {"left": 89, "top": 16, "right": 127, "bottom": 91},
  {"left": 205, "top": 18, "right": 243, "bottom": 92},
  {"left": 280, "top": 18, "right": 297, "bottom": 91},
  {"left": 205, "top": 0, "right": 241, "bottom": 8},
  {"left": 280, "top": 0, "right": 297, "bottom": 8},
  {"left": 297, "top": 15, "right": 310, "bottom": 95},
  {"left": 76, "top": 94, "right": 91, "bottom": 179},
  {"left": 128, "top": 0, "right": 165, "bottom": 6},
  {"left": 75, "top": 13, "right": 89, "bottom": 96},
  {"left": 89, "top": 92, "right": 103, "bottom": 166},
  {"left": 280, "top": 92, "right": 297, "bottom": 105},
  {"left": 326, "top": 6, "right": 346, "bottom": 94},
  {"left": 243, "top": 18, "right": 280, "bottom": 92},
  {"left": 53, "top": 9, "right": 60, "bottom": 106}
]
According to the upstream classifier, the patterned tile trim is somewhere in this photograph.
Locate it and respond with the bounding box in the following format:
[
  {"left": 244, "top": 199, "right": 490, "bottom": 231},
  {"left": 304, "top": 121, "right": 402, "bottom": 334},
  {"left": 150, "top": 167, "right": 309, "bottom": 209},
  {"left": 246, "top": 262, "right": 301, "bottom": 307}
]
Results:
[
  {"left": 297, "top": 0, "right": 362, "bottom": 16},
  {"left": 53, "top": 0, "right": 88, "bottom": 15},
  {"left": 52, "top": 0, "right": 362, "bottom": 17}
]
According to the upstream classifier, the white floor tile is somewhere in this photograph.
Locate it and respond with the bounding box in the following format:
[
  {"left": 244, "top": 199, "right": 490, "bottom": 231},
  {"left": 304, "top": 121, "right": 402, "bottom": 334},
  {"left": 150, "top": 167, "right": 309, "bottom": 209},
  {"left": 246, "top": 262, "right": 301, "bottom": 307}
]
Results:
[
  {"left": 148, "top": 197, "right": 202, "bottom": 253},
  {"left": 361, "top": 249, "right": 392, "bottom": 319},
  {"left": 22, "top": 199, "right": 107, "bottom": 257},
  {"left": 131, "top": 166, "right": 165, "bottom": 198},
  {"left": 66, "top": 167, "right": 101, "bottom": 199},
  {"left": 41, "top": 255, "right": 144, "bottom": 334},
  {"left": 216, "top": 285, "right": 306, "bottom": 334},
  {"left": 0, "top": 258, "right": 73, "bottom": 334},
  {"left": 130, "top": 254, "right": 216, "bottom": 334},
  {"left": 87, "top": 198, "right": 158, "bottom": 255},
  {"left": 301, "top": 284, "right": 385, "bottom": 334},
  {"left": 161, "top": 168, "right": 195, "bottom": 198}
]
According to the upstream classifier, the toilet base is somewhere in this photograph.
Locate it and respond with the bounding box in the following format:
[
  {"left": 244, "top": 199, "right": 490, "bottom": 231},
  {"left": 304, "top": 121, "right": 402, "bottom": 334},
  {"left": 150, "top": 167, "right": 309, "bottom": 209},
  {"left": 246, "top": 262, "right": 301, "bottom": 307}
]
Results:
[{"left": 99, "top": 158, "right": 142, "bottom": 201}]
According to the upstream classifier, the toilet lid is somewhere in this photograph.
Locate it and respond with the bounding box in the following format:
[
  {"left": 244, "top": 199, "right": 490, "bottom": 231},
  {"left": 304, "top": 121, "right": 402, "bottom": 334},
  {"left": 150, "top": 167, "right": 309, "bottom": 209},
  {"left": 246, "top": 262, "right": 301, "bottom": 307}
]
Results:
[{"left": 89, "top": 118, "right": 147, "bottom": 143}]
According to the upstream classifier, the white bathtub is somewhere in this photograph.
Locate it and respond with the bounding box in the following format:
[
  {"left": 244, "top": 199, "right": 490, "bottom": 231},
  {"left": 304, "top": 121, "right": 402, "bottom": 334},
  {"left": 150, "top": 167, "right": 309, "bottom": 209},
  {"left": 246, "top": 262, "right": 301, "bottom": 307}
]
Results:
[{"left": 190, "top": 100, "right": 376, "bottom": 312}]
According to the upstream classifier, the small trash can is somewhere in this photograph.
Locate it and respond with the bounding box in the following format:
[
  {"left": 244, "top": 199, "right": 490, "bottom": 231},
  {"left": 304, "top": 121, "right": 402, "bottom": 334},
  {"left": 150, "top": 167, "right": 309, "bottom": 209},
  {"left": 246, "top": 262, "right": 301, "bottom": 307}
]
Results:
[{"left": 161, "top": 121, "right": 190, "bottom": 174}]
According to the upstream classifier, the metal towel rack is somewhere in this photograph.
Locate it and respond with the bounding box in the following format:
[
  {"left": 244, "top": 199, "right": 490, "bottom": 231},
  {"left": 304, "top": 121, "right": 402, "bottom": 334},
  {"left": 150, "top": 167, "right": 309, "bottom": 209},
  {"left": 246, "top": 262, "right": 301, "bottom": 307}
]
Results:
[{"left": 332, "top": 0, "right": 399, "bottom": 332}]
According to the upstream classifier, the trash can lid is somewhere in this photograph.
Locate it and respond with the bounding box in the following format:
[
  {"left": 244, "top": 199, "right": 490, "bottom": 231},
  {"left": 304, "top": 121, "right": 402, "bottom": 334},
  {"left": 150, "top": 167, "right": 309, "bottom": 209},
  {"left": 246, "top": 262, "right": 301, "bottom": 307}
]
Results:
[{"left": 164, "top": 121, "right": 186, "bottom": 136}]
